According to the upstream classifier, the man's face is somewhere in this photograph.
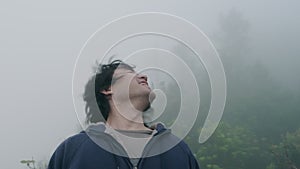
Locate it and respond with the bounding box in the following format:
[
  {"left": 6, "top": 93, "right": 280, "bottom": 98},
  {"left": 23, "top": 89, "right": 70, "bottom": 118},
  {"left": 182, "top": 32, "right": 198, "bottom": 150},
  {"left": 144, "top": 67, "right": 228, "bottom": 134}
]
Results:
[{"left": 110, "top": 68, "right": 154, "bottom": 108}]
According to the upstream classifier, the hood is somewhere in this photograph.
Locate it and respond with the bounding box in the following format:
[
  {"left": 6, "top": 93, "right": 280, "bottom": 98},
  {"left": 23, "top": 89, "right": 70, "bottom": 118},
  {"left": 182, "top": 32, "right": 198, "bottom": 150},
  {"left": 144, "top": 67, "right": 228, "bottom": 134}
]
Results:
[
  {"left": 85, "top": 122, "right": 168, "bottom": 136},
  {"left": 84, "top": 122, "right": 176, "bottom": 158}
]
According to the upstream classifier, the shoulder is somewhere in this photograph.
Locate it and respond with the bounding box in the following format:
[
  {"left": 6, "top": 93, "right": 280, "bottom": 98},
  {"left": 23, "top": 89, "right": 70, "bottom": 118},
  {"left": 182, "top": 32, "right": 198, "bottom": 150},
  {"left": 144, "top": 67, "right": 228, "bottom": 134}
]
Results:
[
  {"left": 157, "top": 133, "right": 200, "bottom": 168},
  {"left": 177, "top": 139, "right": 195, "bottom": 155},
  {"left": 58, "top": 131, "right": 89, "bottom": 150},
  {"left": 65, "top": 131, "right": 89, "bottom": 143},
  {"left": 51, "top": 131, "right": 90, "bottom": 159},
  {"left": 162, "top": 133, "right": 200, "bottom": 168},
  {"left": 155, "top": 130, "right": 192, "bottom": 154},
  {"left": 48, "top": 132, "right": 90, "bottom": 169},
  {"left": 48, "top": 131, "right": 117, "bottom": 169}
]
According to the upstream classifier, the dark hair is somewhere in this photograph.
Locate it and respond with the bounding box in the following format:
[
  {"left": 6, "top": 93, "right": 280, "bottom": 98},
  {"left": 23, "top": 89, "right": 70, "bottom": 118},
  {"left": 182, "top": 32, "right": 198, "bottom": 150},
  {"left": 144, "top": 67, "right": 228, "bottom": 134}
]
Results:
[{"left": 83, "top": 60, "right": 135, "bottom": 124}]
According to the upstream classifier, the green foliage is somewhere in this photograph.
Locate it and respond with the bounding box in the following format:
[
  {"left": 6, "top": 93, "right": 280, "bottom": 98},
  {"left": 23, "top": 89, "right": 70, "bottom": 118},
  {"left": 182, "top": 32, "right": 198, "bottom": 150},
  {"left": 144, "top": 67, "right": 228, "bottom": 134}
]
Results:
[
  {"left": 20, "top": 158, "right": 47, "bottom": 169},
  {"left": 266, "top": 163, "right": 276, "bottom": 169},
  {"left": 20, "top": 158, "right": 36, "bottom": 169},
  {"left": 269, "top": 129, "right": 300, "bottom": 169},
  {"left": 196, "top": 122, "right": 269, "bottom": 169}
]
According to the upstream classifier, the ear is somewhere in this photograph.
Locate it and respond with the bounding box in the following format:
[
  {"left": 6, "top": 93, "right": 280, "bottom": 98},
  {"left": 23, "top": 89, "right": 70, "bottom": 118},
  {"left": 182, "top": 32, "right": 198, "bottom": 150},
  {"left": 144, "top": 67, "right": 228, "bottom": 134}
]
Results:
[{"left": 100, "top": 87, "right": 112, "bottom": 96}]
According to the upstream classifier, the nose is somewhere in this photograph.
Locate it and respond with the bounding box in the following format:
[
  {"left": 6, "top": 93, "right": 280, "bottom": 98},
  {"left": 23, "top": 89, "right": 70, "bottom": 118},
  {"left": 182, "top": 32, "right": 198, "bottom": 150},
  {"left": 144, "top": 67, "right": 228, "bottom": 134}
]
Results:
[{"left": 137, "top": 73, "right": 148, "bottom": 81}]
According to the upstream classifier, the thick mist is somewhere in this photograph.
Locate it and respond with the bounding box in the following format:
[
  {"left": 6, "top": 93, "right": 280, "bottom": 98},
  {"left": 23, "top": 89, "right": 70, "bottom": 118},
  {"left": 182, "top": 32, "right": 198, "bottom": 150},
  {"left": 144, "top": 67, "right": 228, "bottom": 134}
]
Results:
[{"left": 0, "top": 1, "right": 299, "bottom": 169}]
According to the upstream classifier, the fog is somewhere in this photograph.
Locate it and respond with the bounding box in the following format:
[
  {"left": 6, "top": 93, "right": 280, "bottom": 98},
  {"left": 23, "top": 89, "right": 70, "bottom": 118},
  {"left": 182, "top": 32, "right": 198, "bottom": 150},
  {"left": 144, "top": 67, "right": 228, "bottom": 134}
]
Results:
[{"left": 0, "top": 0, "right": 299, "bottom": 169}]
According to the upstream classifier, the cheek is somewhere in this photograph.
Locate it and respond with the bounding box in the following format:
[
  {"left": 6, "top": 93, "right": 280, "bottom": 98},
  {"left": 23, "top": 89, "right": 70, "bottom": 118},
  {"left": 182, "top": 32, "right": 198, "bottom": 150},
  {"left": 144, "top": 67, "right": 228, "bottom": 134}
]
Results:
[
  {"left": 128, "top": 78, "right": 138, "bottom": 87},
  {"left": 131, "top": 80, "right": 142, "bottom": 91},
  {"left": 113, "top": 82, "right": 133, "bottom": 96},
  {"left": 128, "top": 83, "right": 137, "bottom": 94}
]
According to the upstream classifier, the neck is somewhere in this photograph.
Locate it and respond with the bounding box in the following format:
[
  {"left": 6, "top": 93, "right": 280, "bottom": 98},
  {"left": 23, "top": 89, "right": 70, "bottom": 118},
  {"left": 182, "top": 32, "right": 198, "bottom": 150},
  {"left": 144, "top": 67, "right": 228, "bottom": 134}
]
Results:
[{"left": 106, "top": 101, "right": 151, "bottom": 131}]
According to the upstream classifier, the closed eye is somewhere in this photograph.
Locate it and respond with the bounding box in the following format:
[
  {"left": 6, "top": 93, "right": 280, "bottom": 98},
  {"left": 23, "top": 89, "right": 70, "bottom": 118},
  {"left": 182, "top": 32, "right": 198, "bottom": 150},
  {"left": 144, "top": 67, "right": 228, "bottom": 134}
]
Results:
[{"left": 111, "top": 71, "right": 135, "bottom": 83}]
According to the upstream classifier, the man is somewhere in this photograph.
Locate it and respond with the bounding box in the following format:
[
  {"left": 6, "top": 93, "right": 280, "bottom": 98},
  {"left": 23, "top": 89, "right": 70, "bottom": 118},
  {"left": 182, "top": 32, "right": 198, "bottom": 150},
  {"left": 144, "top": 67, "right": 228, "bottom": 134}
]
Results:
[{"left": 48, "top": 60, "right": 200, "bottom": 169}]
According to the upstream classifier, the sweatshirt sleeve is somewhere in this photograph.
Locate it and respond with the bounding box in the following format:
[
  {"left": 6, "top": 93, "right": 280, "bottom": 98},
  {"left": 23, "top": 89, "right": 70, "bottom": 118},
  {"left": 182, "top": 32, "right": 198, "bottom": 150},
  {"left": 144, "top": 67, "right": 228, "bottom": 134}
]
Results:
[
  {"left": 48, "top": 142, "right": 66, "bottom": 169},
  {"left": 188, "top": 152, "right": 200, "bottom": 169},
  {"left": 48, "top": 133, "right": 88, "bottom": 169},
  {"left": 179, "top": 141, "right": 200, "bottom": 169}
]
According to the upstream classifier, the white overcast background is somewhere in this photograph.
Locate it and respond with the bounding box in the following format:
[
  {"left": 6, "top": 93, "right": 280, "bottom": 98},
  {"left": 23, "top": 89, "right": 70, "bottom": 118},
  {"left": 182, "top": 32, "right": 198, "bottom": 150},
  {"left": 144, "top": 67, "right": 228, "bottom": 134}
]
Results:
[{"left": 0, "top": 1, "right": 299, "bottom": 169}]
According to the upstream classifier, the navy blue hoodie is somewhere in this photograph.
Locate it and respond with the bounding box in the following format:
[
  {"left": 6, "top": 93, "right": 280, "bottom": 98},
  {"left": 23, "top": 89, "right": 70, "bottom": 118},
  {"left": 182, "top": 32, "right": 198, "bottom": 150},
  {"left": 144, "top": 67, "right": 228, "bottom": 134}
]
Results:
[{"left": 48, "top": 123, "right": 200, "bottom": 169}]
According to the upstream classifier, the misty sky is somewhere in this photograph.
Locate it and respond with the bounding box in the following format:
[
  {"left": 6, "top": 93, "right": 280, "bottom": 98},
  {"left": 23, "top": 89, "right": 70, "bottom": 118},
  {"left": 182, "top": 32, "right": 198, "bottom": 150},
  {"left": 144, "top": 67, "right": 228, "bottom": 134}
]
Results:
[{"left": 0, "top": 1, "right": 299, "bottom": 169}]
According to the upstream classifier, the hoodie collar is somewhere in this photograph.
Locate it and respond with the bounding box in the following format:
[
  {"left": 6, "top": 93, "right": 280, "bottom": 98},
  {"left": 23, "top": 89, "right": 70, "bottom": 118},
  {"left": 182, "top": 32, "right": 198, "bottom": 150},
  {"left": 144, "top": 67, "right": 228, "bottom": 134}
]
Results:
[{"left": 85, "top": 122, "right": 168, "bottom": 136}]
